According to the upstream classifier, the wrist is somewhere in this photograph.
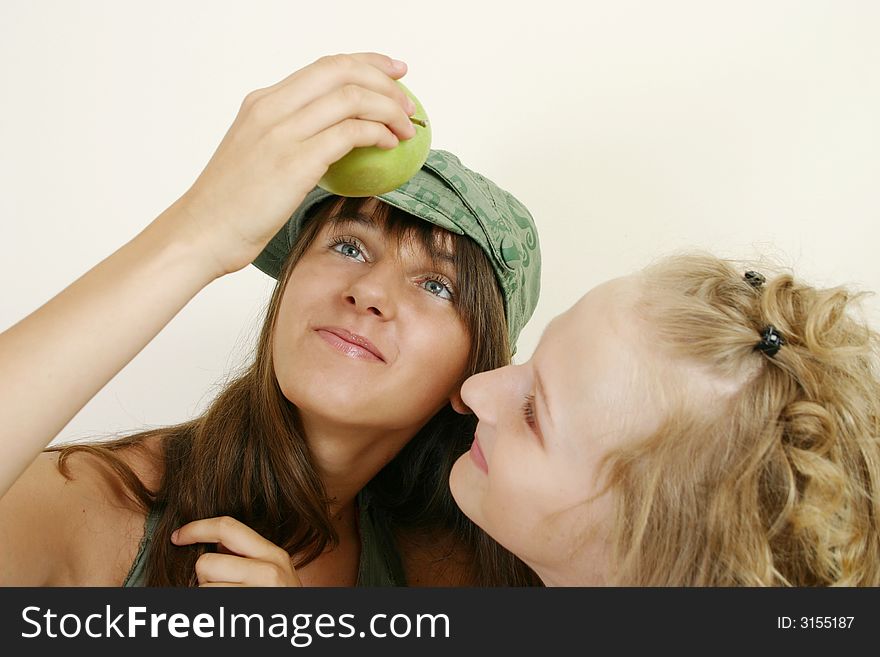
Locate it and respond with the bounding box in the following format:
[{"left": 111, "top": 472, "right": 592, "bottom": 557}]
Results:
[{"left": 151, "top": 195, "right": 240, "bottom": 282}]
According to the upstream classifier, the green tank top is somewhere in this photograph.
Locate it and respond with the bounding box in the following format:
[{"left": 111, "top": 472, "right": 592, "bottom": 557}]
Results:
[{"left": 122, "top": 492, "right": 407, "bottom": 586}]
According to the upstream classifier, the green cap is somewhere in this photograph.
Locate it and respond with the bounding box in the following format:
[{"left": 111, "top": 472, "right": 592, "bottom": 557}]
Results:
[{"left": 252, "top": 149, "right": 541, "bottom": 349}]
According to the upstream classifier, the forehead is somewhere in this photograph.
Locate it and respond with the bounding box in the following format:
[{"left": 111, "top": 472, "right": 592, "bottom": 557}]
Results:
[
  {"left": 546, "top": 276, "right": 643, "bottom": 352},
  {"left": 536, "top": 276, "right": 655, "bottom": 430},
  {"left": 324, "top": 197, "right": 456, "bottom": 261}
]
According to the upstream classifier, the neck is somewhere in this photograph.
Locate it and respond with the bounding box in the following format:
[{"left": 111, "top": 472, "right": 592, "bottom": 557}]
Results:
[
  {"left": 298, "top": 409, "right": 418, "bottom": 509},
  {"left": 531, "top": 563, "right": 609, "bottom": 587},
  {"left": 327, "top": 496, "right": 358, "bottom": 537},
  {"left": 525, "top": 533, "right": 612, "bottom": 587}
]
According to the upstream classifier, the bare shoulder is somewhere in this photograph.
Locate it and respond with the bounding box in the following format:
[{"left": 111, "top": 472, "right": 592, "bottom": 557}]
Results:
[
  {"left": 396, "top": 528, "right": 477, "bottom": 587},
  {"left": 0, "top": 436, "right": 165, "bottom": 585}
]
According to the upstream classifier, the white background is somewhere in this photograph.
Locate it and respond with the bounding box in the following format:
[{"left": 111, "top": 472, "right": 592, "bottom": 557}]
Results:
[{"left": 1, "top": 1, "right": 878, "bottom": 445}]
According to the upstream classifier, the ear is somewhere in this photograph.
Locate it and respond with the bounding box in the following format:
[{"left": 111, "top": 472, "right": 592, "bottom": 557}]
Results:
[{"left": 449, "top": 387, "right": 472, "bottom": 415}]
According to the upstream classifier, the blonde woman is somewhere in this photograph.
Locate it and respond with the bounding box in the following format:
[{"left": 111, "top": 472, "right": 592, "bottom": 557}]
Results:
[{"left": 451, "top": 253, "right": 880, "bottom": 585}]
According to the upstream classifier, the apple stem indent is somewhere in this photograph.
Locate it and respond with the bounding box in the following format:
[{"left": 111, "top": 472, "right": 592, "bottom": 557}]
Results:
[{"left": 409, "top": 117, "right": 428, "bottom": 128}]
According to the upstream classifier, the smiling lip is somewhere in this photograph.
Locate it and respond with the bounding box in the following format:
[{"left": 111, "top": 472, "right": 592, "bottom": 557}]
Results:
[
  {"left": 316, "top": 327, "right": 386, "bottom": 363},
  {"left": 469, "top": 434, "right": 489, "bottom": 473}
]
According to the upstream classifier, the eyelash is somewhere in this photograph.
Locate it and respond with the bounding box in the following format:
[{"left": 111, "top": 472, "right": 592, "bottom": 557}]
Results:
[
  {"left": 328, "top": 235, "right": 367, "bottom": 261},
  {"left": 420, "top": 274, "right": 456, "bottom": 301},
  {"left": 522, "top": 393, "right": 537, "bottom": 432},
  {"left": 329, "top": 235, "right": 456, "bottom": 301}
]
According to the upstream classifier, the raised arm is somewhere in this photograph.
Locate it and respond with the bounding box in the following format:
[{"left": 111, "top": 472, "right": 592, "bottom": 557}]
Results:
[{"left": 0, "top": 52, "right": 417, "bottom": 499}]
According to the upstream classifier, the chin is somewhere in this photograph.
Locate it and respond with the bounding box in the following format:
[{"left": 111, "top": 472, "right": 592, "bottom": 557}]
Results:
[
  {"left": 449, "top": 455, "right": 484, "bottom": 523},
  {"left": 281, "top": 372, "right": 364, "bottom": 407}
]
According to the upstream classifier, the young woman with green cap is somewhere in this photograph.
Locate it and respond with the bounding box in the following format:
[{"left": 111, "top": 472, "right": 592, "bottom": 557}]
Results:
[{"left": 0, "top": 53, "right": 541, "bottom": 586}]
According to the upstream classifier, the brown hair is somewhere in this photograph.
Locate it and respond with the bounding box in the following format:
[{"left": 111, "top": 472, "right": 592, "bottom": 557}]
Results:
[
  {"left": 51, "top": 196, "right": 540, "bottom": 586},
  {"left": 602, "top": 253, "right": 880, "bottom": 585}
]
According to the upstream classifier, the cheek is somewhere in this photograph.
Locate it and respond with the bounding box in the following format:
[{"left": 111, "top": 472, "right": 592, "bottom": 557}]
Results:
[
  {"left": 449, "top": 451, "right": 534, "bottom": 558},
  {"left": 486, "top": 451, "right": 544, "bottom": 519},
  {"left": 403, "top": 313, "right": 470, "bottom": 386},
  {"left": 487, "top": 448, "right": 592, "bottom": 537},
  {"left": 454, "top": 437, "right": 548, "bottom": 547},
  {"left": 271, "top": 284, "right": 322, "bottom": 390}
]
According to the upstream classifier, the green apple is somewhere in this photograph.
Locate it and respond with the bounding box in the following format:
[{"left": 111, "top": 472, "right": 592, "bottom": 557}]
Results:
[{"left": 317, "top": 81, "right": 431, "bottom": 197}]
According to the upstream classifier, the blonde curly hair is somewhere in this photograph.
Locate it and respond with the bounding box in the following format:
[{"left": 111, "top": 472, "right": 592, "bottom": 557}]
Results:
[{"left": 603, "top": 253, "right": 880, "bottom": 585}]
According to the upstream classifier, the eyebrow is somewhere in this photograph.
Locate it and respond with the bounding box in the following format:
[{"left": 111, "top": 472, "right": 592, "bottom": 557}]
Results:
[
  {"left": 327, "top": 213, "right": 456, "bottom": 264},
  {"left": 431, "top": 249, "right": 455, "bottom": 264}
]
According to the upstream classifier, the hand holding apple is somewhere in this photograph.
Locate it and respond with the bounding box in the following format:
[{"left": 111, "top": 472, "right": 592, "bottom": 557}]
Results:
[
  {"left": 170, "top": 52, "right": 415, "bottom": 278},
  {"left": 318, "top": 81, "right": 431, "bottom": 197}
]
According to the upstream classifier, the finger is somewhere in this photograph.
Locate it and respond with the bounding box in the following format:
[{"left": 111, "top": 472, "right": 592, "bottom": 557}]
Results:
[
  {"left": 298, "top": 119, "right": 400, "bottom": 172},
  {"left": 341, "top": 51, "right": 409, "bottom": 78},
  {"left": 287, "top": 85, "right": 416, "bottom": 142},
  {"left": 253, "top": 54, "right": 413, "bottom": 125},
  {"left": 195, "top": 552, "right": 301, "bottom": 587},
  {"left": 172, "top": 516, "right": 285, "bottom": 562},
  {"left": 194, "top": 552, "right": 250, "bottom": 584},
  {"left": 199, "top": 582, "right": 249, "bottom": 587},
  {"left": 194, "top": 552, "right": 272, "bottom": 584},
  {"left": 267, "top": 52, "right": 408, "bottom": 97}
]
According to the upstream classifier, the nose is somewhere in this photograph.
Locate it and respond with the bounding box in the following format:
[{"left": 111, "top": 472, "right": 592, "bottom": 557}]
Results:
[
  {"left": 344, "top": 263, "right": 398, "bottom": 319},
  {"left": 460, "top": 365, "right": 515, "bottom": 425}
]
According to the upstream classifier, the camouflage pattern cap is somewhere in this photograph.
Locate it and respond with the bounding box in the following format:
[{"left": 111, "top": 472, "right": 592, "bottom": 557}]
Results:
[{"left": 252, "top": 149, "right": 541, "bottom": 351}]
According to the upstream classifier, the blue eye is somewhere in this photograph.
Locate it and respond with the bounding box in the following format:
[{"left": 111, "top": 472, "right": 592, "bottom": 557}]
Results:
[
  {"left": 330, "top": 237, "right": 366, "bottom": 262},
  {"left": 421, "top": 277, "right": 454, "bottom": 300}
]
